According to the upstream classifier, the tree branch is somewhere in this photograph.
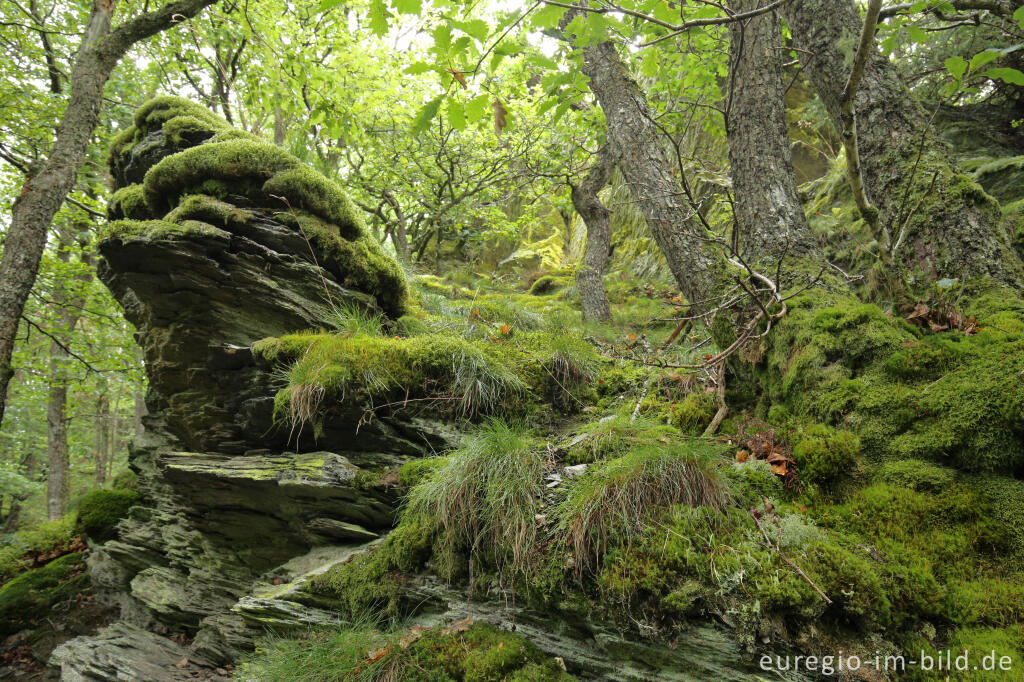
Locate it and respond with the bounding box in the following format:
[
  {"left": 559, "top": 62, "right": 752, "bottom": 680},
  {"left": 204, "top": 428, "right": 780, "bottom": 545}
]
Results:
[{"left": 840, "top": 0, "right": 884, "bottom": 242}]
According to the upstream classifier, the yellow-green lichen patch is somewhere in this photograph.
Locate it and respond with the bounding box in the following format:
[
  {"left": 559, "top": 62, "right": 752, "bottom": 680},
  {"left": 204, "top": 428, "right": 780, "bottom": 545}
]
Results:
[{"left": 98, "top": 219, "right": 229, "bottom": 243}]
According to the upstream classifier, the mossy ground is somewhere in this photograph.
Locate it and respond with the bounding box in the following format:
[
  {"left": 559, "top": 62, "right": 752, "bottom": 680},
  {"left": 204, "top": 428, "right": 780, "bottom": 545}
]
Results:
[
  {"left": 235, "top": 621, "right": 573, "bottom": 681},
  {"left": 267, "top": 267, "right": 1024, "bottom": 677},
  {"left": 0, "top": 553, "right": 88, "bottom": 636}
]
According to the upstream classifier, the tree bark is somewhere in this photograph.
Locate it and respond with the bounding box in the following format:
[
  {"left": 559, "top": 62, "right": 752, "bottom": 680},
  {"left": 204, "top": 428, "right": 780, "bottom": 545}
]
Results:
[
  {"left": 726, "top": 0, "right": 818, "bottom": 264},
  {"left": 579, "top": 37, "right": 722, "bottom": 307},
  {"left": 0, "top": 0, "right": 218, "bottom": 432},
  {"left": 46, "top": 236, "right": 90, "bottom": 520},
  {"left": 572, "top": 147, "right": 615, "bottom": 322},
  {"left": 95, "top": 389, "right": 110, "bottom": 485},
  {"left": 781, "top": 0, "right": 1024, "bottom": 285}
]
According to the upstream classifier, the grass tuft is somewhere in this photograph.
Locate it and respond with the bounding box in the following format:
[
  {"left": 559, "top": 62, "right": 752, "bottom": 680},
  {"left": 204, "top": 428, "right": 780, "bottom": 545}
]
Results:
[{"left": 555, "top": 441, "right": 728, "bottom": 575}]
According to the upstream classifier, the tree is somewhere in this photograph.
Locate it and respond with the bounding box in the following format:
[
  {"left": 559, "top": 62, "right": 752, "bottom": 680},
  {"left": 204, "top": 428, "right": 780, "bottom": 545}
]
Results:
[
  {"left": 781, "top": 0, "right": 1024, "bottom": 285},
  {"left": 0, "top": 0, "right": 219, "bottom": 432},
  {"left": 725, "top": 0, "right": 818, "bottom": 264},
  {"left": 571, "top": 146, "right": 615, "bottom": 322}
]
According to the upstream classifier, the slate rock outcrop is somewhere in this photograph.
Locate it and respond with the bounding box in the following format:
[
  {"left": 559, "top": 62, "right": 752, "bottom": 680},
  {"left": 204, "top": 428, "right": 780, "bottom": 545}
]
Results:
[{"left": 51, "top": 98, "right": 432, "bottom": 680}]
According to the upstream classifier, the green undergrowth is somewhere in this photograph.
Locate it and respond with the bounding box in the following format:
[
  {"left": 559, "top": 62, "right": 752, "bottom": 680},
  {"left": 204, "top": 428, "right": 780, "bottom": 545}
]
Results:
[
  {"left": 0, "top": 553, "right": 88, "bottom": 636},
  {"left": 307, "top": 419, "right": 729, "bottom": 625},
  {"left": 756, "top": 282, "right": 1024, "bottom": 474},
  {"left": 297, "top": 275, "right": 1024, "bottom": 667},
  {"left": 233, "top": 621, "right": 574, "bottom": 682},
  {"left": 0, "top": 515, "right": 78, "bottom": 582},
  {"left": 252, "top": 325, "right": 616, "bottom": 433}
]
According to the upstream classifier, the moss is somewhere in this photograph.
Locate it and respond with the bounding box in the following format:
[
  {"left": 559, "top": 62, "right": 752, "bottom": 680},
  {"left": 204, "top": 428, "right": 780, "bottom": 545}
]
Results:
[
  {"left": 107, "top": 184, "right": 151, "bottom": 220},
  {"left": 906, "top": 626, "right": 1023, "bottom": 682},
  {"left": 878, "top": 459, "right": 955, "bottom": 493},
  {"left": 99, "top": 218, "right": 228, "bottom": 243},
  {"left": 757, "top": 285, "right": 1024, "bottom": 473},
  {"left": 0, "top": 516, "right": 78, "bottom": 581},
  {"left": 263, "top": 166, "right": 366, "bottom": 239},
  {"left": 133, "top": 95, "right": 230, "bottom": 137},
  {"left": 305, "top": 513, "right": 436, "bottom": 620},
  {"left": 111, "top": 469, "right": 138, "bottom": 490},
  {"left": 142, "top": 139, "right": 298, "bottom": 214},
  {"left": 77, "top": 488, "right": 140, "bottom": 541},
  {"left": 236, "top": 622, "right": 574, "bottom": 681},
  {"left": 0, "top": 553, "right": 88, "bottom": 636},
  {"left": 397, "top": 456, "right": 447, "bottom": 489},
  {"left": 529, "top": 275, "right": 569, "bottom": 295},
  {"left": 282, "top": 211, "right": 408, "bottom": 316},
  {"left": 726, "top": 459, "right": 782, "bottom": 508},
  {"left": 395, "top": 314, "right": 428, "bottom": 336},
  {"left": 666, "top": 391, "right": 717, "bottom": 434},
  {"left": 791, "top": 424, "right": 860, "bottom": 489},
  {"left": 163, "top": 193, "right": 254, "bottom": 228}
]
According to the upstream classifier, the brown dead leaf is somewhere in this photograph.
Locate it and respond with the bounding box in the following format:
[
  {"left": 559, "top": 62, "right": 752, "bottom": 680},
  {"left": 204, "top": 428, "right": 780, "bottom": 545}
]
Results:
[
  {"left": 492, "top": 99, "right": 507, "bottom": 135},
  {"left": 736, "top": 450, "right": 750, "bottom": 463},
  {"left": 176, "top": 658, "right": 189, "bottom": 669}
]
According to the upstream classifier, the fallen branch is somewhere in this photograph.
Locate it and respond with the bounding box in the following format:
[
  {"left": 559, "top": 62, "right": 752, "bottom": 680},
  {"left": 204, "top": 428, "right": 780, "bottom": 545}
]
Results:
[{"left": 749, "top": 506, "right": 832, "bottom": 605}]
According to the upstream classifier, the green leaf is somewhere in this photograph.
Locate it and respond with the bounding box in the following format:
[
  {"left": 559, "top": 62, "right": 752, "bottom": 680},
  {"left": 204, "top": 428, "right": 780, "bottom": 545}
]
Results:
[
  {"left": 536, "top": 97, "right": 559, "bottom": 116},
  {"left": 652, "top": 1, "right": 677, "bottom": 25},
  {"left": 905, "top": 25, "right": 926, "bottom": 43},
  {"left": 433, "top": 24, "right": 452, "bottom": 55},
  {"left": 982, "top": 67, "right": 1024, "bottom": 86},
  {"left": 392, "top": 0, "right": 421, "bottom": 14},
  {"left": 447, "top": 101, "right": 466, "bottom": 130},
  {"left": 527, "top": 54, "right": 558, "bottom": 70},
  {"left": 532, "top": 4, "right": 567, "bottom": 30},
  {"left": 944, "top": 55, "right": 968, "bottom": 81},
  {"left": 411, "top": 96, "right": 444, "bottom": 134},
  {"left": 970, "top": 50, "right": 1000, "bottom": 71},
  {"left": 404, "top": 62, "right": 435, "bottom": 74},
  {"left": 459, "top": 19, "right": 490, "bottom": 42},
  {"left": 640, "top": 50, "right": 659, "bottom": 78},
  {"left": 318, "top": 0, "right": 344, "bottom": 12},
  {"left": 369, "top": 0, "right": 390, "bottom": 36},
  {"left": 1015, "top": 6, "right": 1024, "bottom": 29},
  {"left": 464, "top": 94, "right": 490, "bottom": 123}
]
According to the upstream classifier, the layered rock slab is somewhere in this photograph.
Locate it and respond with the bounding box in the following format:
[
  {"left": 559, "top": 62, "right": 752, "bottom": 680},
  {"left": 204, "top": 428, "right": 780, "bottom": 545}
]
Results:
[{"left": 53, "top": 98, "right": 429, "bottom": 679}]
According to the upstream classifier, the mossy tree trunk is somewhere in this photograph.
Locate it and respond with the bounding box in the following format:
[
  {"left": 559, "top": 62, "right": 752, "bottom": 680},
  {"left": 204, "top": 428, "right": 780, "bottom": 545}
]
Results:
[
  {"left": 572, "top": 147, "right": 615, "bottom": 322},
  {"left": 726, "top": 0, "right": 819, "bottom": 265},
  {"left": 579, "top": 36, "right": 723, "bottom": 307},
  {"left": 781, "top": 0, "right": 1024, "bottom": 286},
  {"left": 0, "top": 0, "right": 218, "bottom": 433}
]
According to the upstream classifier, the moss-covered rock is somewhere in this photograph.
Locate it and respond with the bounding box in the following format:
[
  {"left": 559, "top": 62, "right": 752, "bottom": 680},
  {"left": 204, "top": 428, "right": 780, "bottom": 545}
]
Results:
[
  {"left": 77, "top": 488, "right": 141, "bottom": 542},
  {"left": 0, "top": 553, "right": 88, "bottom": 636}
]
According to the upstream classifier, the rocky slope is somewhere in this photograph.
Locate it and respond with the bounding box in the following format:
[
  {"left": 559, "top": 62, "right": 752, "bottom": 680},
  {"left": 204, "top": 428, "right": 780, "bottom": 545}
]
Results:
[
  {"left": 52, "top": 98, "right": 806, "bottom": 681},
  {"left": 49, "top": 98, "right": 442, "bottom": 680}
]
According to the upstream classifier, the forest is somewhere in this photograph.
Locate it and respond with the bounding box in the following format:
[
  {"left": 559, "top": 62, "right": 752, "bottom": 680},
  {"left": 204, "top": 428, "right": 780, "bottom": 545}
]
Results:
[{"left": 1, "top": 0, "right": 1023, "bottom": 679}]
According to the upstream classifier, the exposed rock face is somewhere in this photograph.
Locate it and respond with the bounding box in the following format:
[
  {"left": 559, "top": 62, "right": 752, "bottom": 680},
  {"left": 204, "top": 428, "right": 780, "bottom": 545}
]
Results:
[{"left": 51, "top": 98, "right": 432, "bottom": 680}]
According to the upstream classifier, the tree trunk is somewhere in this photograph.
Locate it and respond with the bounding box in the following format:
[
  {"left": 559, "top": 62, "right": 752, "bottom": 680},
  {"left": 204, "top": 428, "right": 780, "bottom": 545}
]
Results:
[
  {"left": 781, "top": 0, "right": 1024, "bottom": 285},
  {"left": 726, "top": 0, "right": 818, "bottom": 264},
  {"left": 46, "top": 237, "right": 89, "bottom": 520},
  {"left": 0, "top": 0, "right": 218, "bottom": 432},
  {"left": 572, "top": 147, "right": 615, "bottom": 322},
  {"left": 579, "top": 37, "right": 722, "bottom": 307},
  {"left": 95, "top": 389, "right": 110, "bottom": 485}
]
